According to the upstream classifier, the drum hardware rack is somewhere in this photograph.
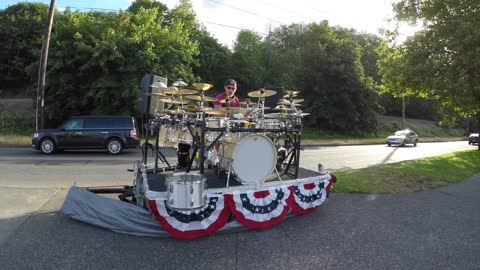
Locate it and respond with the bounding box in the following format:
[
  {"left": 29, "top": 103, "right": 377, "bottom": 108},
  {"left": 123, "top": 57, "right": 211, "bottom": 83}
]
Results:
[{"left": 141, "top": 117, "right": 303, "bottom": 180}]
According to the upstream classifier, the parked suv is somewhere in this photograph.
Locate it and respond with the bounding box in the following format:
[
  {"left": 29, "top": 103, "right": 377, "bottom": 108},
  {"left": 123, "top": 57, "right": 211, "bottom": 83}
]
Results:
[{"left": 32, "top": 116, "right": 140, "bottom": 154}]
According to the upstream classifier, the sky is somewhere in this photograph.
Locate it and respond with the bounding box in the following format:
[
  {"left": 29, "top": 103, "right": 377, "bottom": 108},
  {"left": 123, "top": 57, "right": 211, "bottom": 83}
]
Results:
[{"left": 1, "top": 0, "right": 416, "bottom": 47}]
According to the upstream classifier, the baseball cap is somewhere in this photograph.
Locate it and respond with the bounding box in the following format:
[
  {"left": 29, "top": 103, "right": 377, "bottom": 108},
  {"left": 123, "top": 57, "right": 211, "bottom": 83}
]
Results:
[{"left": 224, "top": 79, "right": 237, "bottom": 86}]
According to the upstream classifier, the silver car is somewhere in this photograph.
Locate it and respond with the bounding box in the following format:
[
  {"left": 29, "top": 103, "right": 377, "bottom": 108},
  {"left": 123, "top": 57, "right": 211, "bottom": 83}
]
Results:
[{"left": 386, "top": 130, "right": 419, "bottom": 147}]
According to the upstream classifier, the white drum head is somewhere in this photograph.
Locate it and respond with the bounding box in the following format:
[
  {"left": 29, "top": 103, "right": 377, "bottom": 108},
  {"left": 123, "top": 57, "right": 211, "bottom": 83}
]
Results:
[{"left": 232, "top": 135, "right": 277, "bottom": 185}]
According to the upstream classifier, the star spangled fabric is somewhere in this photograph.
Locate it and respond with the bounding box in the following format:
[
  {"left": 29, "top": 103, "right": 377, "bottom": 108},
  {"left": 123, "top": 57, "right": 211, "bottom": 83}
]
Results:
[
  {"left": 224, "top": 186, "right": 291, "bottom": 229},
  {"left": 287, "top": 176, "right": 336, "bottom": 215},
  {"left": 148, "top": 194, "right": 230, "bottom": 239}
]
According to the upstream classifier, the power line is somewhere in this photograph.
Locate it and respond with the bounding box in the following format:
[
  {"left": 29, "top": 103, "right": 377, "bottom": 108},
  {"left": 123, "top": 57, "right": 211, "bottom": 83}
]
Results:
[
  {"left": 199, "top": 20, "right": 267, "bottom": 36},
  {"left": 206, "top": 0, "right": 285, "bottom": 25}
]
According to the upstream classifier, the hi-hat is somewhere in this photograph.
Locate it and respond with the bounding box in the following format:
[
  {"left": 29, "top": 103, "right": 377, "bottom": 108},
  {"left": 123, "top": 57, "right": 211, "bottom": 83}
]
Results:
[
  {"left": 158, "top": 98, "right": 188, "bottom": 105},
  {"left": 284, "top": 90, "right": 300, "bottom": 96},
  {"left": 192, "top": 83, "right": 213, "bottom": 91},
  {"left": 248, "top": 89, "right": 277, "bottom": 98},
  {"left": 150, "top": 81, "right": 168, "bottom": 89},
  {"left": 172, "top": 80, "right": 187, "bottom": 87},
  {"left": 273, "top": 105, "right": 294, "bottom": 111},
  {"left": 277, "top": 101, "right": 302, "bottom": 106},
  {"left": 185, "top": 95, "right": 216, "bottom": 102},
  {"left": 162, "top": 88, "right": 198, "bottom": 95}
]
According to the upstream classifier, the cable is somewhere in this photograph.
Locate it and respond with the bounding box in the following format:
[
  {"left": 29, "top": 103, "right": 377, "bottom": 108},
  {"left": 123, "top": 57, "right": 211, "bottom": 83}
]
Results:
[
  {"left": 206, "top": 0, "right": 285, "bottom": 25},
  {"left": 199, "top": 20, "right": 267, "bottom": 36}
]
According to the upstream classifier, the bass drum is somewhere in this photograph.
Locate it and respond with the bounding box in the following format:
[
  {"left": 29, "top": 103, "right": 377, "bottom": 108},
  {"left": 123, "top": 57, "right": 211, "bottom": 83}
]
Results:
[{"left": 219, "top": 134, "right": 277, "bottom": 185}]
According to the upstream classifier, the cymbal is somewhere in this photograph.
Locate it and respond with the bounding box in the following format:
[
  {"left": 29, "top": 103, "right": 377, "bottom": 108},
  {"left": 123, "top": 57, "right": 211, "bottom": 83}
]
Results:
[
  {"left": 192, "top": 83, "right": 213, "bottom": 91},
  {"left": 172, "top": 80, "right": 187, "bottom": 87},
  {"left": 150, "top": 82, "right": 168, "bottom": 89},
  {"left": 185, "top": 95, "right": 216, "bottom": 102},
  {"left": 158, "top": 98, "right": 188, "bottom": 105},
  {"left": 218, "top": 107, "right": 251, "bottom": 114},
  {"left": 161, "top": 109, "right": 184, "bottom": 115},
  {"left": 248, "top": 89, "right": 277, "bottom": 98},
  {"left": 284, "top": 90, "right": 300, "bottom": 96},
  {"left": 217, "top": 97, "right": 239, "bottom": 104},
  {"left": 279, "top": 98, "right": 304, "bottom": 103},
  {"left": 145, "top": 92, "right": 168, "bottom": 98},
  {"left": 277, "top": 101, "right": 302, "bottom": 106},
  {"left": 273, "top": 105, "right": 294, "bottom": 111},
  {"left": 162, "top": 88, "right": 198, "bottom": 95},
  {"left": 204, "top": 110, "right": 225, "bottom": 116}
]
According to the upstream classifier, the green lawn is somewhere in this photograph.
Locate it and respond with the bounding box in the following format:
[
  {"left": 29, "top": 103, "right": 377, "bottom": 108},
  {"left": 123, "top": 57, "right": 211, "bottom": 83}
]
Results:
[{"left": 332, "top": 150, "right": 480, "bottom": 194}]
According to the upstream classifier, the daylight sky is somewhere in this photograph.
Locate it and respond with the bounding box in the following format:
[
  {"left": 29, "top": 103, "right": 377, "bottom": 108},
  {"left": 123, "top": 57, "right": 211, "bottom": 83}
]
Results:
[{"left": 1, "top": 0, "right": 414, "bottom": 47}]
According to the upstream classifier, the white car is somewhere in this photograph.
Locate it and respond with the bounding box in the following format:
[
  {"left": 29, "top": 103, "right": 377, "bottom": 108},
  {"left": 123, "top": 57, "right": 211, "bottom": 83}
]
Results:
[{"left": 386, "top": 130, "right": 419, "bottom": 147}]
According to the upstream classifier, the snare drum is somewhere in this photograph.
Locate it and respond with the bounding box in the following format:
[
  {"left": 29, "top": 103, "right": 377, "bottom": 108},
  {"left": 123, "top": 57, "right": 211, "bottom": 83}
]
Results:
[
  {"left": 158, "top": 125, "right": 177, "bottom": 148},
  {"left": 166, "top": 173, "right": 207, "bottom": 211},
  {"left": 219, "top": 134, "right": 277, "bottom": 185},
  {"left": 263, "top": 119, "right": 282, "bottom": 130}
]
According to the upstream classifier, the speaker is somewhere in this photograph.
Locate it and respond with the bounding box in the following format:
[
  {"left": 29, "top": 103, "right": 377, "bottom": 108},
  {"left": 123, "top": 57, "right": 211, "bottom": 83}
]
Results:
[
  {"left": 263, "top": 86, "right": 284, "bottom": 114},
  {"left": 138, "top": 74, "right": 167, "bottom": 115}
]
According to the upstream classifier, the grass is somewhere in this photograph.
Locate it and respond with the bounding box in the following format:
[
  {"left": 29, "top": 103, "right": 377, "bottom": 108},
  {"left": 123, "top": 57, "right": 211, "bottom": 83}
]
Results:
[
  {"left": 0, "top": 133, "right": 33, "bottom": 145},
  {"left": 331, "top": 150, "right": 480, "bottom": 194}
]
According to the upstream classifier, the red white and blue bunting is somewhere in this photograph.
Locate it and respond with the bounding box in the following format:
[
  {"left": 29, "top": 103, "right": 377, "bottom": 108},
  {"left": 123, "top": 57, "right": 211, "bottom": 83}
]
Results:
[
  {"left": 148, "top": 175, "right": 336, "bottom": 239},
  {"left": 225, "top": 186, "right": 291, "bottom": 229},
  {"left": 148, "top": 194, "right": 230, "bottom": 239}
]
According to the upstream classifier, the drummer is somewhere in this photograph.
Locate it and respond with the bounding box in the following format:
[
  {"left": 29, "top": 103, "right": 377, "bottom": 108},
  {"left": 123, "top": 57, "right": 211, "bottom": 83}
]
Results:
[{"left": 214, "top": 79, "right": 241, "bottom": 109}]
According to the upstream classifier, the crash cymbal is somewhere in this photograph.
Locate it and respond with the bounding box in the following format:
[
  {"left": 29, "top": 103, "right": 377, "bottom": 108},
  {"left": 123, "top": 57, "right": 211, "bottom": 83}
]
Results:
[
  {"left": 162, "top": 88, "right": 198, "bottom": 95},
  {"left": 158, "top": 98, "right": 188, "bottom": 105},
  {"left": 248, "top": 89, "right": 277, "bottom": 98},
  {"left": 184, "top": 95, "right": 216, "bottom": 102},
  {"left": 192, "top": 83, "right": 213, "bottom": 91},
  {"left": 284, "top": 90, "right": 300, "bottom": 96},
  {"left": 145, "top": 92, "right": 168, "bottom": 98}
]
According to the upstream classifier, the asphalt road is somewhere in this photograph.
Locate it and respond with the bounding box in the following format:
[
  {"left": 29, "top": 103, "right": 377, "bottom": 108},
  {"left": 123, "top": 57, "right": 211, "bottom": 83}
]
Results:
[{"left": 0, "top": 142, "right": 479, "bottom": 270}]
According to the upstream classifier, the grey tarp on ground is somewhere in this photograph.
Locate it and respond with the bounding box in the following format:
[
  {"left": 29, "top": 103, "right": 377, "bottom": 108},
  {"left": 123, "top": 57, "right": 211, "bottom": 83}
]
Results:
[{"left": 60, "top": 187, "right": 248, "bottom": 237}]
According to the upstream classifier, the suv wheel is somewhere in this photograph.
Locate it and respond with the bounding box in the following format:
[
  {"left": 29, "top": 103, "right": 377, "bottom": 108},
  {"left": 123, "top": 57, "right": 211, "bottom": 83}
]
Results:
[
  {"left": 106, "top": 138, "right": 123, "bottom": 155},
  {"left": 40, "top": 138, "right": 56, "bottom": 154}
]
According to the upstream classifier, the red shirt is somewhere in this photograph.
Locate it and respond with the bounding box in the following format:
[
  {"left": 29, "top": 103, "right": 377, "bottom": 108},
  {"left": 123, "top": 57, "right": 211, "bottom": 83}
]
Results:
[{"left": 213, "top": 93, "right": 240, "bottom": 107}]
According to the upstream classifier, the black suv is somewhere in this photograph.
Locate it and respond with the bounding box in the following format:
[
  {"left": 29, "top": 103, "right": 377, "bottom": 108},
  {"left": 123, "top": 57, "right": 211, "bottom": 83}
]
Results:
[{"left": 32, "top": 116, "right": 140, "bottom": 154}]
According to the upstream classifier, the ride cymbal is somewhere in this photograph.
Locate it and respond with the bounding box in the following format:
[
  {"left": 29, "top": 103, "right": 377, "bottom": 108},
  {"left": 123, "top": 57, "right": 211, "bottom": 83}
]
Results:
[
  {"left": 192, "top": 83, "right": 213, "bottom": 91},
  {"left": 184, "top": 95, "right": 216, "bottom": 102},
  {"left": 247, "top": 89, "right": 277, "bottom": 98}
]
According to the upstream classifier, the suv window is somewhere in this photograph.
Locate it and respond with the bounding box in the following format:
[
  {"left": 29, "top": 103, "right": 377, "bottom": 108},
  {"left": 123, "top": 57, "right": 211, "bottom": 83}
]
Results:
[
  {"left": 62, "top": 119, "right": 84, "bottom": 129},
  {"left": 85, "top": 118, "right": 110, "bottom": 129}
]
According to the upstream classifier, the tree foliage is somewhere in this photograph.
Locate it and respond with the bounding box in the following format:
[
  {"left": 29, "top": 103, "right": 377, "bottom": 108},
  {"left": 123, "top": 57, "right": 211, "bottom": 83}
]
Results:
[
  {"left": 32, "top": 1, "right": 198, "bottom": 124},
  {"left": 379, "top": 0, "right": 480, "bottom": 127},
  {"left": 0, "top": 3, "right": 49, "bottom": 91}
]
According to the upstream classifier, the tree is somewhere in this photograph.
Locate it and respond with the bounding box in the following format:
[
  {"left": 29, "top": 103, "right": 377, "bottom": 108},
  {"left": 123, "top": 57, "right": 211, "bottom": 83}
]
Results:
[
  {"left": 297, "top": 22, "right": 378, "bottom": 133},
  {"left": 29, "top": 0, "right": 198, "bottom": 125},
  {"left": 379, "top": 0, "right": 480, "bottom": 145},
  {"left": 190, "top": 25, "right": 232, "bottom": 91},
  {"left": 0, "top": 3, "right": 49, "bottom": 93},
  {"left": 231, "top": 30, "right": 265, "bottom": 96}
]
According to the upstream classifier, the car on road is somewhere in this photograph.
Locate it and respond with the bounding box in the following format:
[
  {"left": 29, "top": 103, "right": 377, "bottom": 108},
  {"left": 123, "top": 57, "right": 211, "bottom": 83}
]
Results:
[
  {"left": 32, "top": 115, "right": 140, "bottom": 155},
  {"left": 468, "top": 133, "right": 479, "bottom": 145},
  {"left": 386, "top": 129, "right": 419, "bottom": 147}
]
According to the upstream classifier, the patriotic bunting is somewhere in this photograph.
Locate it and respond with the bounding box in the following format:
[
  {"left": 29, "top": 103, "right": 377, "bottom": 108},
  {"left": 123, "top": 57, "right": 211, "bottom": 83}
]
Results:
[
  {"left": 148, "top": 175, "right": 336, "bottom": 239},
  {"left": 148, "top": 195, "right": 231, "bottom": 239},
  {"left": 224, "top": 186, "right": 291, "bottom": 229}
]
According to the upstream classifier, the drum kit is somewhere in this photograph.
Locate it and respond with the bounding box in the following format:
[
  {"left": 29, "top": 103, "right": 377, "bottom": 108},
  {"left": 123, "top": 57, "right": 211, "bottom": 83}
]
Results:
[{"left": 142, "top": 82, "right": 308, "bottom": 210}]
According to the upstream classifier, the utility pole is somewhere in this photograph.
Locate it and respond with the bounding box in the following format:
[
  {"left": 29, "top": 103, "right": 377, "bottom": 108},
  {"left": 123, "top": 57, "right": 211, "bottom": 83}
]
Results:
[
  {"left": 401, "top": 95, "right": 406, "bottom": 129},
  {"left": 36, "top": 0, "right": 56, "bottom": 131}
]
